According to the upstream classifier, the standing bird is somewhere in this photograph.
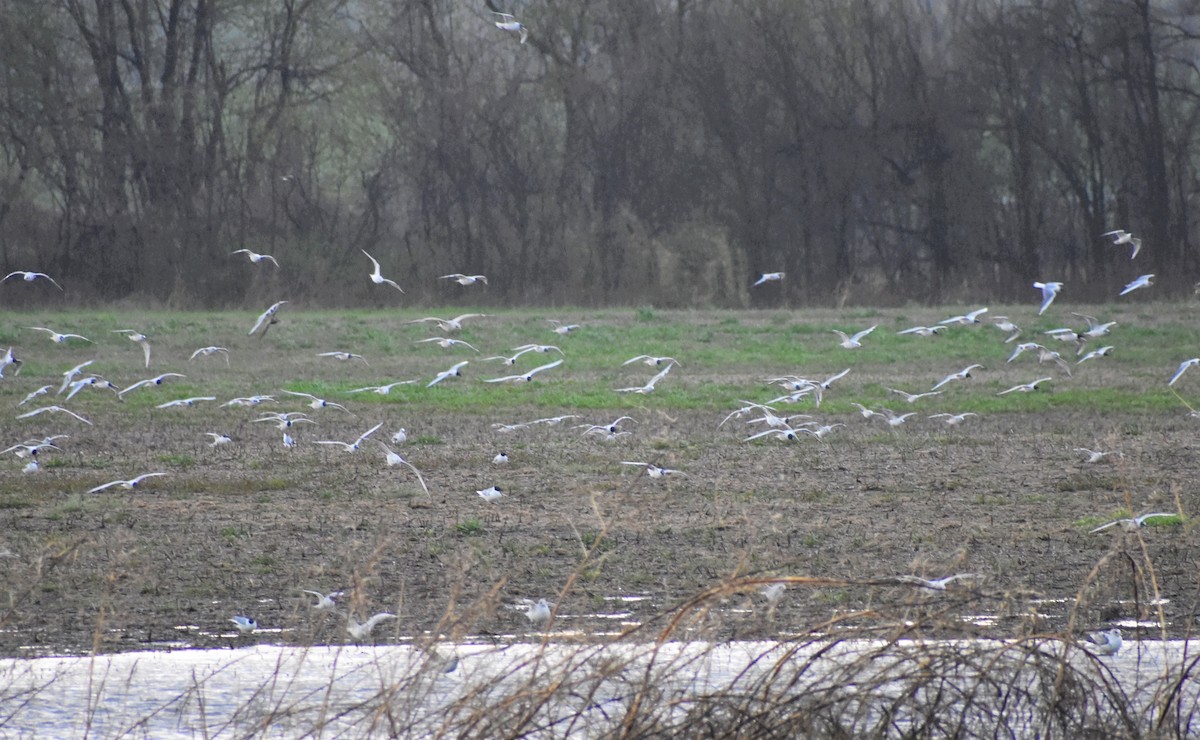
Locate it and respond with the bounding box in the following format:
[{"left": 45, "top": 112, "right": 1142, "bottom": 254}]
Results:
[{"left": 362, "top": 249, "right": 405, "bottom": 292}]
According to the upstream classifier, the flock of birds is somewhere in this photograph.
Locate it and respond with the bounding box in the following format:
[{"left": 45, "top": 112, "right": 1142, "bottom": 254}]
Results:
[{"left": 1, "top": 225, "right": 1190, "bottom": 654}]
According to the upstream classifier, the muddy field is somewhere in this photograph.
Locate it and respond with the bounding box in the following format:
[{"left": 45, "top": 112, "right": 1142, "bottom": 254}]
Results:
[{"left": 1, "top": 307, "right": 1198, "bottom": 655}]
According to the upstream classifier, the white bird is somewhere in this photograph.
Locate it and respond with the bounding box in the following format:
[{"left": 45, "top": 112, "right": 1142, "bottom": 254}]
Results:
[
  {"left": 156, "top": 396, "right": 215, "bottom": 408},
  {"left": 615, "top": 362, "right": 674, "bottom": 394},
  {"left": 222, "top": 395, "right": 275, "bottom": 407},
  {"left": 112, "top": 329, "right": 152, "bottom": 368},
  {"left": 317, "top": 351, "right": 369, "bottom": 365},
  {"left": 761, "top": 583, "right": 786, "bottom": 606},
  {"left": 897, "top": 325, "right": 945, "bottom": 337},
  {"left": 1073, "top": 313, "right": 1118, "bottom": 338},
  {"left": 928, "top": 412, "right": 977, "bottom": 426},
  {"left": 484, "top": 358, "right": 564, "bottom": 383},
  {"left": 27, "top": 327, "right": 92, "bottom": 344},
  {"left": 623, "top": 355, "right": 680, "bottom": 367},
  {"left": 2, "top": 440, "right": 61, "bottom": 458},
  {"left": 524, "top": 599, "right": 552, "bottom": 627},
  {"left": 1077, "top": 346, "right": 1115, "bottom": 364},
  {"left": 990, "top": 316, "right": 1021, "bottom": 342},
  {"left": 280, "top": 390, "right": 352, "bottom": 413},
  {"left": 938, "top": 307, "right": 988, "bottom": 325},
  {"left": 362, "top": 249, "right": 404, "bottom": 292},
  {"left": 16, "top": 405, "right": 92, "bottom": 425},
  {"left": 753, "top": 272, "right": 785, "bottom": 286},
  {"left": 377, "top": 442, "right": 430, "bottom": 493},
  {"left": 512, "top": 343, "right": 565, "bottom": 356},
  {"left": 529, "top": 414, "right": 582, "bottom": 426},
  {"left": 1170, "top": 358, "right": 1200, "bottom": 386},
  {"left": 18, "top": 385, "right": 52, "bottom": 406},
  {"left": 0, "top": 347, "right": 22, "bottom": 378},
  {"left": 231, "top": 248, "right": 279, "bottom": 267},
  {"left": 248, "top": 300, "right": 288, "bottom": 338},
  {"left": 489, "top": 9, "right": 529, "bottom": 43},
  {"left": 415, "top": 337, "right": 479, "bottom": 352},
  {"left": 477, "top": 485, "right": 504, "bottom": 501},
  {"left": 391, "top": 428, "right": 408, "bottom": 444},
  {"left": 440, "top": 273, "right": 487, "bottom": 285},
  {"left": 348, "top": 380, "right": 417, "bottom": 394},
  {"left": 1120, "top": 274, "right": 1154, "bottom": 296},
  {"left": 887, "top": 388, "right": 942, "bottom": 404},
  {"left": 1103, "top": 229, "right": 1142, "bottom": 259},
  {"left": 851, "top": 403, "right": 879, "bottom": 420},
  {"left": 87, "top": 472, "right": 167, "bottom": 493},
  {"left": 997, "top": 377, "right": 1053, "bottom": 395},
  {"left": 620, "top": 461, "right": 686, "bottom": 478},
  {"left": 301, "top": 589, "right": 343, "bottom": 611},
  {"left": 283, "top": 433, "right": 295, "bottom": 448},
  {"left": 1089, "top": 512, "right": 1177, "bottom": 533},
  {"left": 23, "top": 460, "right": 39, "bottom": 474},
  {"left": 879, "top": 409, "right": 917, "bottom": 427},
  {"left": 1006, "top": 342, "right": 1044, "bottom": 364},
  {"left": 314, "top": 422, "right": 383, "bottom": 452},
  {"left": 578, "top": 416, "right": 635, "bottom": 435},
  {"left": 1033, "top": 281, "right": 1063, "bottom": 315},
  {"left": 118, "top": 373, "right": 186, "bottom": 399},
  {"left": 428, "top": 360, "right": 469, "bottom": 387},
  {"left": 64, "top": 375, "right": 118, "bottom": 401},
  {"left": 1075, "top": 447, "right": 1119, "bottom": 464},
  {"left": 230, "top": 616, "right": 258, "bottom": 634},
  {"left": 57, "top": 360, "right": 95, "bottom": 394},
  {"left": 253, "top": 411, "right": 315, "bottom": 430},
  {"left": 547, "top": 319, "right": 580, "bottom": 335},
  {"left": 205, "top": 433, "right": 233, "bottom": 447},
  {"left": 743, "top": 427, "right": 800, "bottom": 442},
  {"left": 3, "top": 271, "right": 63, "bottom": 290},
  {"left": 346, "top": 612, "right": 397, "bottom": 640},
  {"left": 1085, "top": 628, "right": 1123, "bottom": 656},
  {"left": 492, "top": 451, "right": 509, "bottom": 464},
  {"left": 887, "top": 574, "right": 977, "bottom": 591},
  {"left": 930, "top": 364, "right": 984, "bottom": 391},
  {"left": 832, "top": 325, "right": 877, "bottom": 349},
  {"left": 408, "top": 314, "right": 486, "bottom": 333},
  {"left": 190, "top": 346, "right": 230, "bottom": 365}
]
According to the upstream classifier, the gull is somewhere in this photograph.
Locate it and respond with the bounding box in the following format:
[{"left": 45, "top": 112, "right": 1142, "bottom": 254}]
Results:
[
  {"left": 281, "top": 390, "right": 352, "bottom": 413},
  {"left": 64, "top": 375, "right": 118, "bottom": 401},
  {"left": 548, "top": 319, "right": 580, "bottom": 335},
  {"left": 753, "top": 272, "right": 785, "bottom": 286},
  {"left": 1006, "top": 342, "right": 1044, "bottom": 364},
  {"left": 440, "top": 273, "right": 487, "bottom": 285},
  {"left": 317, "top": 351, "right": 369, "bottom": 366},
  {"left": 416, "top": 337, "right": 479, "bottom": 352},
  {"left": 1085, "top": 628, "right": 1123, "bottom": 656},
  {"left": 3, "top": 271, "right": 63, "bottom": 289},
  {"left": 376, "top": 442, "right": 429, "bottom": 494},
  {"left": 744, "top": 427, "right": 800, "bottom": 442},
  {"left": 530, "top": 414, "right": 582, "bottom": 425},
  {"left": 283, "top": 433, "right": 296, "bottom": 448},
  {"left": 17, "top": 405, "right": 92, "bottom": 425},
  {"left": 230, "top": 616, "right": 258, "bottom": 634},
  {"left": 938, "top": 307, "right": 988, "bottom": 325},
  {"left": 1044, "top": 327, "right": 1081, "bottom": 345},
  {"left": 87, "top": 472, "right": 167, "bottom": 493},
  {"left": 314, "top": 422, "right": 383, "bottom": 452},
  {"left": 818, "top": 368, "right": 852, "bottom": 391},
  {"left": 157, "top": 396, "right": 216, "bottom": 408},
  {"left": 1075, "top": 447, "right": 1120, "bottom": 464},
  {"left": 482, "top": 351, "right": 533, "bottom": 366},
  {"left": 348, "top": 380, "right": 418, "bottom": 394},
  {"left": 887, "top": 388, "right": 942, "bottom": 404},
  {"left": 720, "top": 401, "right": 776, "bottom": 427},
  {"left": 57, "top": 360, "right": 95, "bottom": 394},
  {"left": 832, "top": 325, "right": 876, "bottom": 349},
  {"left": 231, "top": 248, "right": 279, "bottom": 267},
  {"left": 18, "top": 385, "right": 52, "bottom": 406},
  {"left": 886, "top": 574, "right": 977, "bottom": 591},
  {"left": 118, "top": 373, "right": 185, "bottom": 399},
  {"left": 248, "top": 300, "right": 288, "bottom": 337},
  {"left": 615, "top": 362, "right": 674, "bottom": 394},
  {"left": 1073, "top": 313, "right": 1118, "bottom": 338},
  {"left": 897, "top": 325, "right": 945, "bottom": 337},
  {"left": 2, "top": 440, "right": 62, "bottom": 458},
  {"left": 761, "top": 583, "right": 786, "bottom": 606},
  {"left": 928, "top": 412, "right": 977, "bottom": 426},
  {"left": 1120, "top": 274, "right": 1154, "bottom": 296},
  {"left": 997, "top": 377, "right": 1053, "bottom": 395},
  {"left": 931, "top": 364, "right": 984, "bottom": 391},
  {"left": 427, "top": 360, "right": 469, "bottom": 387},
  {"left": 1089, "top": 512, "right": 1177, "bottom": 533},
  {"left": 190, "top": 346, "right": 230, "bottom": 365},
  {"left": 222, "top": 395, "right": 275, "bottom": 407},
  {"left": 362, "top": 249, "right": 404, "bottom": 292},
  {"left": 746, "top": 408, "right": 808, "bottom": 429},
  {"left": 391, "top": 428, "right": 408, "bottom": 444},
  {"left": 0, "top": 347, "right": 22, "bottom": 377},
  {"left": 624, "top": 355, "right": 680, "bottom": 367},
  {"left": 23, "top": 460, "right": 39, "bottom": 474},
  {"left": 621, "top": 461, "right": 686, "bottom": 478},
  {"left": 112, "top": 329, "right": 152, "bottom": 368},
  {"left": 253, "top": 412, "right": 315, "bottom": 430},
  {"left": 477, "top": 485, "right": 504, "bottom": 501},
  {"left": 1103, "top": 229, "right": 1142, "bottom": 259},
  {"left": 578, "top": 416, "right": 635, "bottom": 435},
  {"left": 1169, "top": 358, "right": 1200, "bottom": 386},
  {"left": 879, "top": 409, "right": 917, "bottom": 427},
  {"left": 301, "top": 589, "right": 343, "bottom": 611},
  {"left": 512, "top": 343, "right": 565, "bottom": 356},
  {"left": 1036, "top": 346, "right": 1072, "bottom": 375},
  {"left": 524, "top": 599, "right": 552, "bottom": 628},
  {"left": 408, "top": 314, "right": 486, "bottom": 333},
  {"left": 798, "top": 423, "right": 845, "bottom": 440},
  {"left": 990, "top": 316, "right": 1021, "bottom": 342},
  {"left": 493, "top": 451, "right": 509, "bottom": 464},
  {"left": 851, "top": 403, "right": 879, "bottom": 420},
  {"left": 347, "top": 612, "right": 397, "bottom": 640},
  {"left": 487, "top": 3, "right": 529, "bottom": 44},
  {"left": 205, "top": 433, "right": 233, "bottom": 447},
  {"left": 1077, "top": 346, "right": 1114, "bottom": 364},
  {"left": 484, "top": 358, "right": 563, "bottom": 383},
  {"left": 1033, "top": 281, "right": 1063, "bottom": 315},
  {"left": 27, "top": 327, "right": 92, "bottom": 344}
]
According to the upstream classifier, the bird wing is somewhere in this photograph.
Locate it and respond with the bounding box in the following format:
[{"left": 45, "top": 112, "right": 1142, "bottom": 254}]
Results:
[
  {"left": 354, "top": 423, "right": 384, "bottom": 445},
  {"left": 528, "top": 359, "right": 564, "bottom": 376}
]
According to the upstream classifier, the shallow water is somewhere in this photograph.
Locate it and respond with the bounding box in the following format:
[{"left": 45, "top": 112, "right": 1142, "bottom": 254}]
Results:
[{"left": 2, "top": 637, "right": 1198, "bottom": 738}]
